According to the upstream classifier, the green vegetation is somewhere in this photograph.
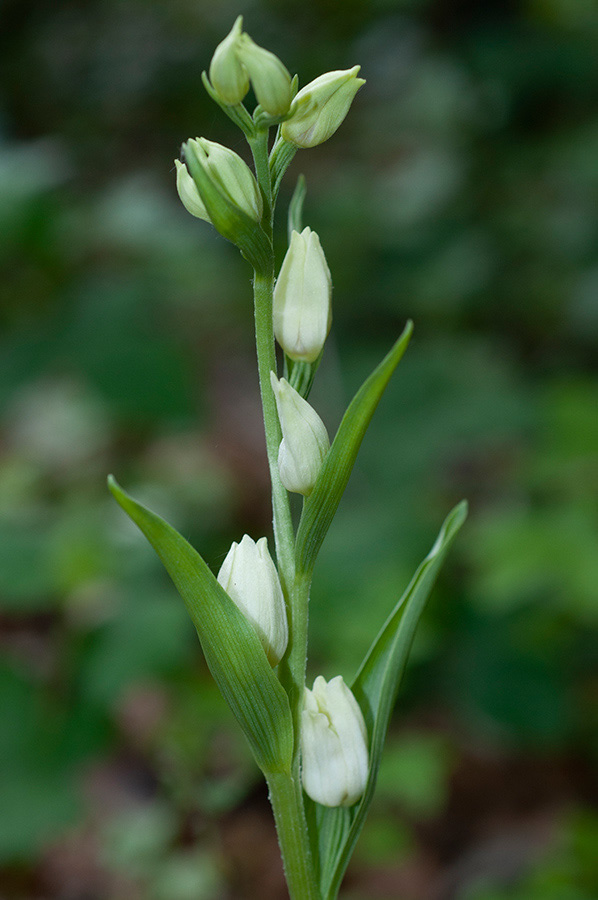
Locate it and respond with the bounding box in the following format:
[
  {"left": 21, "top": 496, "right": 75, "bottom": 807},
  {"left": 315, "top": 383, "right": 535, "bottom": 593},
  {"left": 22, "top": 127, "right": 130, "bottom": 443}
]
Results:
[{"left": 0, "top": 0, "right": 596, "bottom": 896}]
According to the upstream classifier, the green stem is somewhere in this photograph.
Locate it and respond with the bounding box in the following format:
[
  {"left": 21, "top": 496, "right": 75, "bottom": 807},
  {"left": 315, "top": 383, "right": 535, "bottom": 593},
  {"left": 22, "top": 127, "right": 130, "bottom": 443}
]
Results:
[
  {"left": 250, "top": 126, "right": 296, "bottom": 598},
  {"left": 252, "top": 269, "right": 295, "bottom": 591},
  {"left": 251, "top": 178, "right": 309, "bottom": 759},
  {"left": 286, "top": 569, "right": 311, "bottom": 763},
  {"left": 254, "top": 267, "right": 320, "bottom": 899},
  {"left": 267, "top": 772, "right": 320, "bottom": 900},
  {"left": 251, "top": 125, "right": 318, "bottom": 898},
  {"left": 249, "top": 129, "right": 273, "bottom": 229}
]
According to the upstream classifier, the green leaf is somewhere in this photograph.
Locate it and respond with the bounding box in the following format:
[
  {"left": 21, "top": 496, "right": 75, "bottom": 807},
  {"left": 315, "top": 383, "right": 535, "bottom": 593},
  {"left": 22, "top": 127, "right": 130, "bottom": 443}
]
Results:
[
  {"left": 309, "top": 500, "right": 468, "bottom": 899},
  {"left": 295, "top": 321, "right": 413, "bottom": 577},
  {"left": 107, "top": 477, "right": 293, "bottom": 776}
]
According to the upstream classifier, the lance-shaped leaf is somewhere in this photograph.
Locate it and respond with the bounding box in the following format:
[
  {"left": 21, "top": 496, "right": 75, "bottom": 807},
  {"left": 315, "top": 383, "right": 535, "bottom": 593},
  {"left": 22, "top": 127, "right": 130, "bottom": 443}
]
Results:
[
  {"left": 307, "top": 500, "right": 467, "bottom": 898},
  {"left": 295, "top": 321, "right": 413, "bottom": 577},
  {"left": 108, "top": 476, "right": 293, "bottom": 776}
]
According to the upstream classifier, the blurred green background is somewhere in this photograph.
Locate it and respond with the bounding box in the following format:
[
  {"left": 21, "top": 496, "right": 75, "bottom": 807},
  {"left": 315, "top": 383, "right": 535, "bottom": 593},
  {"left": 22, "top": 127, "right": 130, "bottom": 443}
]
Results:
[{"left": 1, "top": 0, "right": 597, "bottom": 897}]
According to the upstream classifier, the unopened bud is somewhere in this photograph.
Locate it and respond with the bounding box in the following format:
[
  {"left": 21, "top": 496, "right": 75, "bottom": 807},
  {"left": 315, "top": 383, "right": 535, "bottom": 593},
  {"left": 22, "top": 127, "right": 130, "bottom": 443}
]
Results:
[
  {"left": 209, "top": 16, "right": 250, "bottom": 106},
  {"left": 236, "top": 34, "right": 293, "bottom": 116},
  {"left": 301, "top": 675, "right": 369, "bottom": 807},
  {"left": 273, "top": 227, "right": 332, "bottom": 363},
  {"left": 185, "top": 138, "right": 263, "bottom": 223},
  {"left": 281, "top": 67, "right": 365, "bottom": 148},
  {"left": 208, "top": 18, "right": 292, "bottom": 117},
  {"left": 175, "top": 159, "right": 210, "bottom": 221},
  {"left": 270, "top": 373, "right": 329, "bottom": 496},
  {"left": 217, "top": 535, "right": 288, "bottom": 666}
]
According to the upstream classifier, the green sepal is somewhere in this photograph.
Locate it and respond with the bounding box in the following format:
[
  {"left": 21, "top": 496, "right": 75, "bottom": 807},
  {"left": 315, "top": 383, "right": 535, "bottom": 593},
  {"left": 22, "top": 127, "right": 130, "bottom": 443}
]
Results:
[
  {"left": 107, "top": 476, "right": 293, "bottom": 776},
  {"left": 295, "top": 321, "right": 413, "bottom": 577},
  {"left": 183, "top": 141, "right": 271, "bottom": 272},
  {"left": 307, "top": 500, "right": 468, "bottom": 898}
]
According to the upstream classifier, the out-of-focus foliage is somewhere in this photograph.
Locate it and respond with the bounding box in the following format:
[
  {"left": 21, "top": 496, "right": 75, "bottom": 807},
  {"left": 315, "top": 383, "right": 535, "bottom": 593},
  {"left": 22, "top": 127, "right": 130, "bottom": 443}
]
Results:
[
  {"left": 0, "top": 0, "right": 596, "bottom": 897},
  {"left": 465, "top": 810, "right": 598, "bottom": 900}
]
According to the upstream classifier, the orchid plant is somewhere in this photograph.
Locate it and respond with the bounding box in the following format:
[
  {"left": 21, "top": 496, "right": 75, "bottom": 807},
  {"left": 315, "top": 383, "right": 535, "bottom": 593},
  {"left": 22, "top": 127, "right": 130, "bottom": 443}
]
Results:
[{"left": 109, "top": 17, "right": 467, "bottom": 899}]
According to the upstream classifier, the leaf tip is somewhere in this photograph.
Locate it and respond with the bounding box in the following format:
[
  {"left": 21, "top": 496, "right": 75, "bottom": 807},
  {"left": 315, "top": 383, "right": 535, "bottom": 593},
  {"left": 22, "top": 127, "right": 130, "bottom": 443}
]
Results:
[
  {"left": 395, "top": 318, "right": 413, "bottom": 353},
  {"left": 454, "top": 498, "right": 469, "bottom": 526},
  {"left": 107, "top": 473, "right": 119, "bottom": 496},
  {"left": 107, "top": 475, "right": 129, "bottom": 512}
]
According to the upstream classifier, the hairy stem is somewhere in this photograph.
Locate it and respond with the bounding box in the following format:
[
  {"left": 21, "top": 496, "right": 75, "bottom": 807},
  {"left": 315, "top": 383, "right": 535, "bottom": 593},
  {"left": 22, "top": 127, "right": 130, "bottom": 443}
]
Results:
[
  {"left": 286, "top": 569, "right": 311, "bottom": 762},
  {"left": 251, "top": 125, "right": 319, "bottom": 897},
  {"left": 252, "top": 268, "right": 295, "bottom": 592},
  {"left": 249, "top": 128, "right": 273, "bottom": 229},
  {"left": 267, "top": 772, "right": 320, "bottom": 899},
  {"left": 253, "top": 259, "right": 319, "bottom": 900}
]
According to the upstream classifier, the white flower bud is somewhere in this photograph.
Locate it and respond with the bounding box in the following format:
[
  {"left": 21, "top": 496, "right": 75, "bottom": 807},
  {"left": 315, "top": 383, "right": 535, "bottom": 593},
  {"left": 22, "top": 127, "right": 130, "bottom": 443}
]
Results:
[
  {"left": 236, "top": 34, "right": 293, "bottom": 117},
  {"left": 175, "top": 159, "right": 210, "bottom": 222},
  {"left": 270, "top": 373, "right": 329, "bottom": 496},
  {"left": 273, "top": 227, "right": 332, "bottom": 363},
  {"left": 209, "top": 16, "right": 250, "bottom": 106},
  {"left": 185, "top": 138, "right": 263, "bottom": 222},
  {"left": 281, "top": 67, "right": 365, "bottom": 149},
  {"left": 217, "top": 535, "right": 288, "bottom": 666},
  {"left": 301, "top": 675, "right": 369, "bottom": 807},
  {"left": 208, "top": 18, "right": 292, "bottom": 117}
]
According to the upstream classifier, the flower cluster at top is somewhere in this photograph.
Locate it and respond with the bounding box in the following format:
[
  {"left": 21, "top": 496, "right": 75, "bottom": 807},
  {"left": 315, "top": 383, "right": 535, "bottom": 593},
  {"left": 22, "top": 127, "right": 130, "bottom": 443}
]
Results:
[
  {"left": 175, "top": 14, "right": 365, "bottom": 233},
  {"left": 207, "top": 15, "right": 364, "bottom": 145}
]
